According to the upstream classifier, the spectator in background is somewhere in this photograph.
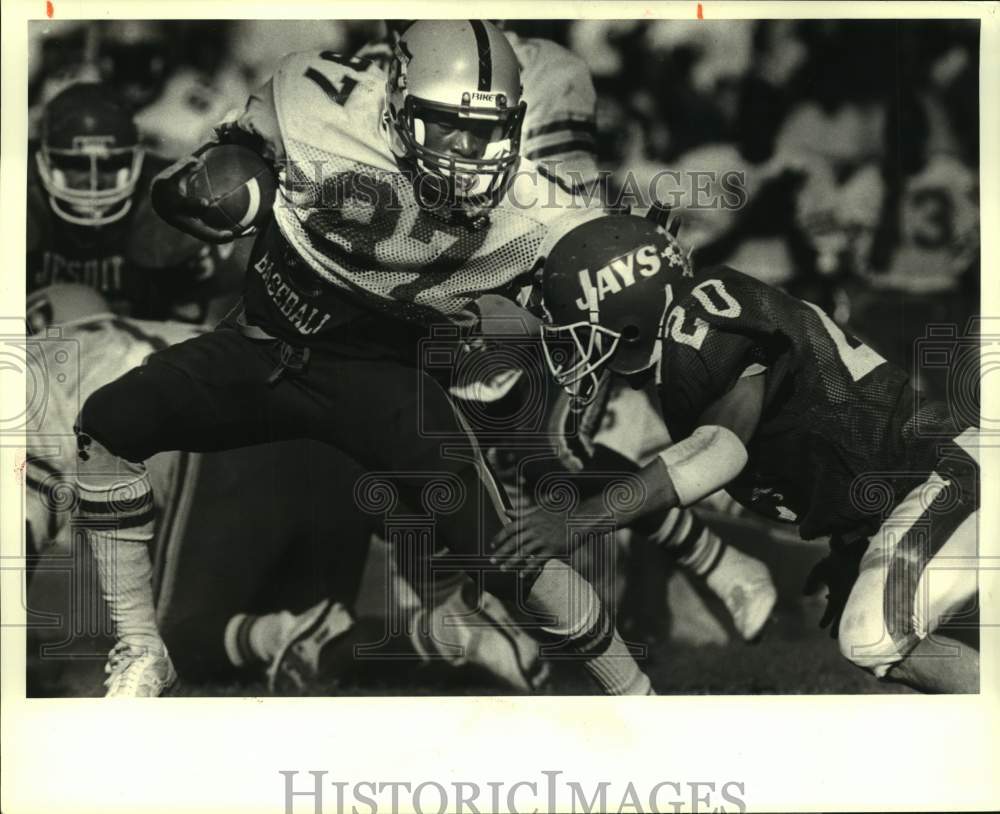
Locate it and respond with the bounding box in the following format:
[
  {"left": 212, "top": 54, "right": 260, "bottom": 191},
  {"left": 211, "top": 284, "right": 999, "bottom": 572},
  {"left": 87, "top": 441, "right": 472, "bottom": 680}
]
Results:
[{"left": 846, "top": 23, "right": 980, "bottom": 399}]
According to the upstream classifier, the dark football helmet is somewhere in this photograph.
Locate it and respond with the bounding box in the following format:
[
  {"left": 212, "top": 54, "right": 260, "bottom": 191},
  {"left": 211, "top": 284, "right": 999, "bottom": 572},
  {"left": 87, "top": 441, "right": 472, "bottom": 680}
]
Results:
[
  {"left": 383, "top": 20, "right": 526, "bottom": 215},
  {"left": 35, "top": 82, "right": 145, "bottom": 227},
  {"left": 540, "top": 209, "right": 693, "bottom": 404}
]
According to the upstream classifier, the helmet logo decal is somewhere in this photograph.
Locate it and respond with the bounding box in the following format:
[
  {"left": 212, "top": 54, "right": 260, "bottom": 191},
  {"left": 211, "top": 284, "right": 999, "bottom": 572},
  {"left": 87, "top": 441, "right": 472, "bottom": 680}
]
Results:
[
  {"left": 71, "top": 135, "right": 116, "bottom": 154},
  {"left": 573, "top": 242, "right": 665, "bottom": 311},
  {"left": 468, "top": 90, "right": 506, "bottom": 107}
]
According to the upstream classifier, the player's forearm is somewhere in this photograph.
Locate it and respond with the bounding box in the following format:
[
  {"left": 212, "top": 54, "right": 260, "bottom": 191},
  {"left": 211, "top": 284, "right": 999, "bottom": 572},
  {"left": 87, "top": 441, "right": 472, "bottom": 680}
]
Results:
[
  {"left": 574, "top": 455, "right": 679, "bottom": 529},
  {"left": 574, "top": 425, "right": 748, "bottom": 530}
]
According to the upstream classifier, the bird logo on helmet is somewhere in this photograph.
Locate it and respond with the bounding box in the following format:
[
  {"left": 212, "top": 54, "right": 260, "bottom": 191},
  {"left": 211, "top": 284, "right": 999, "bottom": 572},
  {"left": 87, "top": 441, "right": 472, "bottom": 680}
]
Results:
[
  {"left": 540, "top": 206, "right": 693, "bottom": 406},
  {"left": 35, "top": 82, "right": 145, "bottom": 227},
  {"left": 383, "top": 20, "right": 526, "bottom": 218}
]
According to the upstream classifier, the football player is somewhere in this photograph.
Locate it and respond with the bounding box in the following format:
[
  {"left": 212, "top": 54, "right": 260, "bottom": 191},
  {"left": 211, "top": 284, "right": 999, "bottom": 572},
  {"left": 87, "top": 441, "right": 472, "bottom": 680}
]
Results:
[
  {"left": 232, "top": 20, "right": 607, "bottom": 693},
  {"left": 352, "top": 21, "right": 774, "bottom": 660},
  {"left": 28, "top": 82, "right": 236, "bottom": 323},
  {"left": 72, "top": 21, "right": 652, "bottom": 697},
  {"left": 492, "top": 211, "right": 980, "bottom": 693}
]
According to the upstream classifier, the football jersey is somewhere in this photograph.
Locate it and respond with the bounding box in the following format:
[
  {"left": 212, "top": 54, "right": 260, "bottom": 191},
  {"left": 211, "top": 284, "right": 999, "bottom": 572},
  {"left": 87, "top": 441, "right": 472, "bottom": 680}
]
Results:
[
  {"left": 27, "top": 151, "right": 224, "bottom": 321},
  {"left": 504, "top": 32, "right": 599, "bottom": 192},
  {"left": 233, "top": 50, "right": 598, "bottom": 340},
  {"left": 865, "top": 154, "right": 979, "bottom": 293},
  {"left": 655, "top": 266, "right": 954, "bottom": 539}
]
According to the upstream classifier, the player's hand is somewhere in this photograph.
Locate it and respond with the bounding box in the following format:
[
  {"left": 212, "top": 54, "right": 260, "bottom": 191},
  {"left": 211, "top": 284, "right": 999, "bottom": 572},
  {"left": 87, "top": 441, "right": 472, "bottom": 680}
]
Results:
[
  {"left": 803, "top": 535, "right": 869, "bottom": 638},
  {"left": 489, "top": 506, "right": 574, "bottom": 575},
  {"left": 151, "top": 157, "right": 245, "bottom": 244}
]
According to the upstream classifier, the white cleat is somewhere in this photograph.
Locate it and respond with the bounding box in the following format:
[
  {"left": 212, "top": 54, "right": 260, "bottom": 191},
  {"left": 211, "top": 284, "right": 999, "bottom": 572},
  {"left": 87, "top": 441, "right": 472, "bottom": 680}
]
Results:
[
  {"left": 415, "top": 587, "right": 550, "bottom": 692},
  {"left": 104, "top": 642, "right": 177, "bottom": 697},
  {"left": 706, "top": 547, "right": 778, "bottom": 642},
  {"left": 268, "top": 599, "right": 355, "bottom": 694}
]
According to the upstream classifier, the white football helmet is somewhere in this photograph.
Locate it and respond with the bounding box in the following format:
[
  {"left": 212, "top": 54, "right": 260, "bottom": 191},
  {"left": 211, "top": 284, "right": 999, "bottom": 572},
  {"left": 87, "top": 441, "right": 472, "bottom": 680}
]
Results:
[{"left": 383, "top": 20, "right": 526, "bottom": 216}]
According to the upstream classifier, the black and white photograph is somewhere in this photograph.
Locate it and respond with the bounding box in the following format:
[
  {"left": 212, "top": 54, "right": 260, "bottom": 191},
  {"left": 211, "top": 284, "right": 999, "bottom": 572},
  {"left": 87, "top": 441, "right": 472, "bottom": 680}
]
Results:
[{"left": 2, "top": 2, "right": 998, "bottom": 812}]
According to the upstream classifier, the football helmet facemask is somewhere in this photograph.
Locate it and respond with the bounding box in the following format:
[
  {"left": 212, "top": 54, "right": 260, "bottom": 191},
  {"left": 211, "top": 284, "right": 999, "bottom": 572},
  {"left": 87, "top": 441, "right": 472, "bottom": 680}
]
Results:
[
  {"left": 384, "top": 20, "right": 526, "bottom": 218},
  {"left": 540, "top": 209, "right": 693, "bottom": 406},
  {"left": 36, "top": 82, "right": 145, "bottom": 227}
]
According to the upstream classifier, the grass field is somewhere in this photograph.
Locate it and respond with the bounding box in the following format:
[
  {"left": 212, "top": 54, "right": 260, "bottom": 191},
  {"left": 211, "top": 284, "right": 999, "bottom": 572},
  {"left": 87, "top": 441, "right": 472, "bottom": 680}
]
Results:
[{"left": 25, "top": 509, "right": 926, "bottom": 698}]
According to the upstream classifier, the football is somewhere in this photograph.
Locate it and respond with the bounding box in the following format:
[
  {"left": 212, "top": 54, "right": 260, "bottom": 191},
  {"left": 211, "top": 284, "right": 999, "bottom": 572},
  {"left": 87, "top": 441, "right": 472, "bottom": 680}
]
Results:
[{"left": 185, "top": 144, "right": 277, "bottom": 233}]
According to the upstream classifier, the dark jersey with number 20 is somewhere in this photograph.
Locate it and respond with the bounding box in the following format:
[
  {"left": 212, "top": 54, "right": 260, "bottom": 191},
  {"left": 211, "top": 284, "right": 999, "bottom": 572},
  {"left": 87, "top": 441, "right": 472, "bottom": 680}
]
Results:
[{"left": 656, "top": 265, "right": 946, "bottom": 539}]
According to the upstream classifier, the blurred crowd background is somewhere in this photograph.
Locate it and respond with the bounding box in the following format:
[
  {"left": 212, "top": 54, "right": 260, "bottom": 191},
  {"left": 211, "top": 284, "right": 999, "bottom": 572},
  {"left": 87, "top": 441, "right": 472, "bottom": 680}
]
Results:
[
  {"left": 24, "top": 18, "right": 982, "bottom": 693},
  {"left": 28, "top": 17, "right": 980, "bottom": 396}
]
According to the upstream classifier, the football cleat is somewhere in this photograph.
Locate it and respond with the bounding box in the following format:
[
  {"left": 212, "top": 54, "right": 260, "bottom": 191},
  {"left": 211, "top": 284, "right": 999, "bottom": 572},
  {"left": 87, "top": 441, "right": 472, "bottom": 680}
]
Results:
[
  {"left": 413, "top": 585, "right": 550, "bottom": 692},
  {"left": 267, "top": 599, "right": 355, "bottom": 694},
  {"left": 103, "top": 642, "right": 177, "bottom": 697},
  {"left": 705, "top": 546, "right": 778, "bottom": 642}
]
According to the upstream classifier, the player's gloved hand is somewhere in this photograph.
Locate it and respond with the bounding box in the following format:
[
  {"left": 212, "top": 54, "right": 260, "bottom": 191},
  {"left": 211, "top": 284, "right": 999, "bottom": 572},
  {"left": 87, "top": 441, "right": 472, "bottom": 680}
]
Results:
[
  {"left": 803, "top": 535, "right": 870, "bottom": 638},
  {"left": 150, "top": 154, "right": 245, "bottom": 244}
]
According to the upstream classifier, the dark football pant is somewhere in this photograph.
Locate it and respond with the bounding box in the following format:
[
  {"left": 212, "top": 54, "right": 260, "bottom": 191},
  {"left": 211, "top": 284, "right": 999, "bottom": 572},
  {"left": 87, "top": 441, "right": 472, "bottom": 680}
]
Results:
[{"left": 77, "top": 323, "right": 522, "bottom": 604}]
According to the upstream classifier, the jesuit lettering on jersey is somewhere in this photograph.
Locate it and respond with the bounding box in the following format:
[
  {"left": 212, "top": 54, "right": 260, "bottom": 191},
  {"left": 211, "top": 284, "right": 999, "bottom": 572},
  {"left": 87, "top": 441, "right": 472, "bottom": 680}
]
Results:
[
  {"left": 35, "top": 251, "right": 125, "bottom": 293},
  {"left": 574, "top": 240, "right": 688, "bottom": 311},
  {"left": 254, "top": 251, "right": 333, "bottom": 335}
]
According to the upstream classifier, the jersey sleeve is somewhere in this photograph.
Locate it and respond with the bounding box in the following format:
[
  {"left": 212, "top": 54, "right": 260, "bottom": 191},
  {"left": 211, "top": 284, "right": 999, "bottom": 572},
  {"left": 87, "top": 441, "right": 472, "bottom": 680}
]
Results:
[
  {"left": 658, "top": 324, "right": 762, "bottom": 440},
  {"left": 216, "top": 78, "right": 286, "bottom": 163},
  {"left": 514, "top": 37, "right": 599, "bottom": 193}
]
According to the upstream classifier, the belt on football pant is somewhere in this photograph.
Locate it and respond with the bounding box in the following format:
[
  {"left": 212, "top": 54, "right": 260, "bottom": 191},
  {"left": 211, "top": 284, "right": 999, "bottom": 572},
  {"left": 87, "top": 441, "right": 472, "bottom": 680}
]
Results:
[{"left": 232, "top": 309, "right": 311, "bottom": 385}]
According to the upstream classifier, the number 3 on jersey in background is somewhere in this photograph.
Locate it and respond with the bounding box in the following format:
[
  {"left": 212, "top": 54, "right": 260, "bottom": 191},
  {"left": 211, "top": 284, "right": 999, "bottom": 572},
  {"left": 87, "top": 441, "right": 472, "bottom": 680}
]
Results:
[{"left": 804, "top": 301, "right": 886, "bottom": 381}]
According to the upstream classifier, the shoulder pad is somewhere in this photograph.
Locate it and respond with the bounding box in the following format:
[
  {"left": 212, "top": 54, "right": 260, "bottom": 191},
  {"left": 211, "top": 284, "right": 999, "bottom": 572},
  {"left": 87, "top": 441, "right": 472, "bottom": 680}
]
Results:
[
  {"left": 514, "top": 37, "right": 596, "bottom": 130},
  {"left": 272, "top": 50, "right": 394, "bottom": 172}
]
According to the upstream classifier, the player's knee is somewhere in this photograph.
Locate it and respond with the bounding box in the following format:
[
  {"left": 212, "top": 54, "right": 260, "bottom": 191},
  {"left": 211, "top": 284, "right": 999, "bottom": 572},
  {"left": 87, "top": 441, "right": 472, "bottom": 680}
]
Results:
[
  {"left": 837, "top": 596, "right": 905, "bottom": 678},
  {"left": 75, "top": 375, "right": 162, "bottom": 463},
  {"left": 529, "top": 560, "right": 612, "bottom": 653}
]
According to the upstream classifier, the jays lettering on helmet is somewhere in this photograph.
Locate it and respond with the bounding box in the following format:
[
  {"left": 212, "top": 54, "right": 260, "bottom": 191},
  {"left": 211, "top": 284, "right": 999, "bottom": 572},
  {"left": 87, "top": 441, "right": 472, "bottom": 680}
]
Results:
[
  {"left": 573, "top": 238, "right": 690, "bottom": 312},
  {"left": 540, "top": 214, "right": 692, "bottom": 404}
]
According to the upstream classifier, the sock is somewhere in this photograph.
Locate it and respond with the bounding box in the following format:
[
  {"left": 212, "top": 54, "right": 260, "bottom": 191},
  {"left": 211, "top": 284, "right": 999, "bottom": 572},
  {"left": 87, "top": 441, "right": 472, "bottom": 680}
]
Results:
[
  {"left": 408, "top": 579, "right": 471, "bottom": 662},
  {"left": 395, "top": 540, "right": 466, "bottom": 607},
  {"left": 224, "top": 611, "right": 297, "bottom": 667},
  {"left": 524, "top": 560, "right": 653, "bottom": 695},
  {"left": 77, "top": 470, "right": 161, "bottom": 653},
  {"left": 647, "top": 507, "right": 724, "bottom": 577},
  {"left": 586, "top": 631, "right": 656, "bottom": 695}
]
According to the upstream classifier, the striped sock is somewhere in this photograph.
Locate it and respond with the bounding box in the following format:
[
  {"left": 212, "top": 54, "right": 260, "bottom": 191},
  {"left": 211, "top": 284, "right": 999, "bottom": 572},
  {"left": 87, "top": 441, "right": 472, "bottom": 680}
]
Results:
[
  {"left": 395, "top": 540, "right": 466, "bottom": 608},
  {"left": 224, "top": 614, "right": 256, "bottom": 668},
  {"left": 526, "top": 560, "right": 653, "bottom": 695},
  {"left": 77, "top": 470, "right": 160, "bottom": 653},
  {"left": 224, "top": 611, "right": 297, "bottom": 666},
  {"left": 647, "top": 507, "right": 724, "bottom": 577},
  {"left": 586, "top": 630, "right": 655, "bottom": 695}
]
